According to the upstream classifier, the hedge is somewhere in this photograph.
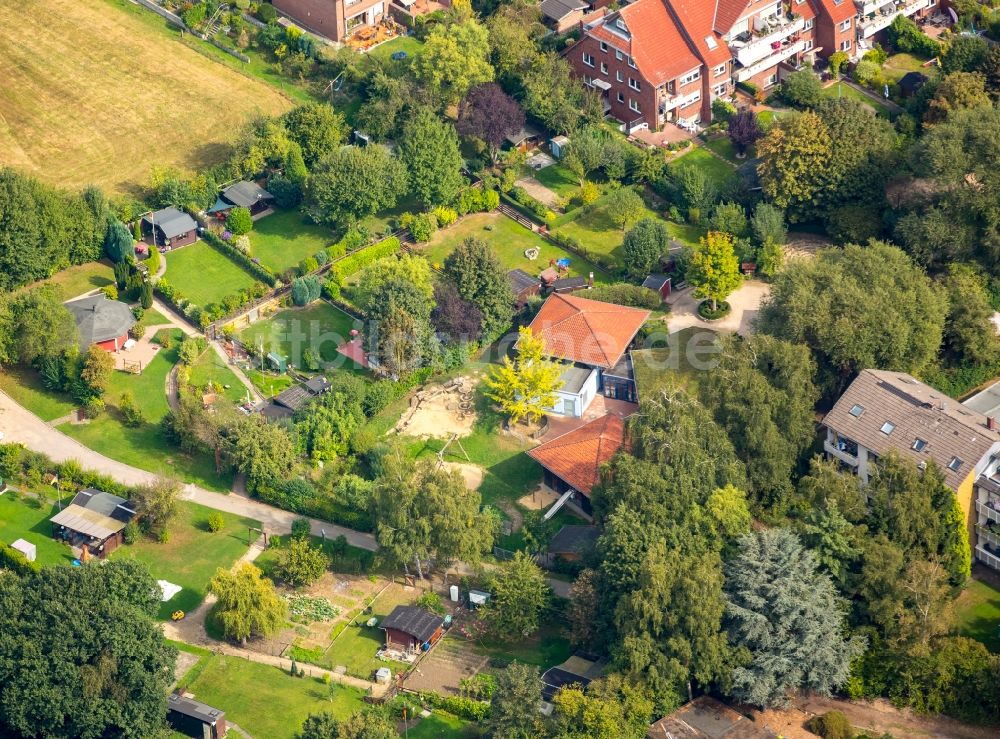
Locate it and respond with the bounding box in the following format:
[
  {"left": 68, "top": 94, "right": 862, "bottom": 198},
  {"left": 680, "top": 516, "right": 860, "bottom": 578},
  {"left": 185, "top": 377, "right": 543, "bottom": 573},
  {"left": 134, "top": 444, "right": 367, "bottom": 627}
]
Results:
[
  {"left": 418, "top": 692, "right": 489, "bottom": 722},
  {"left": 584, "top": 283, "right": 661, "bottom": 309},
  {"left": 0, "top": 541, "right": 41, "bottom": 575},
  {"left": 328, "top": 237, "right": 400, "bottom": 285},
  {"left": 202, "top": 230, "right": 278, "bottom": 287}
]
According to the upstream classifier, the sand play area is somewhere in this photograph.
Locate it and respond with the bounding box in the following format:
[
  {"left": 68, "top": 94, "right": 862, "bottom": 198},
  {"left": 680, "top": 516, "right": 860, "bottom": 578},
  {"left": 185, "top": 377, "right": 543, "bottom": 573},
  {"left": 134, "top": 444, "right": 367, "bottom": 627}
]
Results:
[{"left": 393, "top": 375, "right": 479, "bottom": 439}]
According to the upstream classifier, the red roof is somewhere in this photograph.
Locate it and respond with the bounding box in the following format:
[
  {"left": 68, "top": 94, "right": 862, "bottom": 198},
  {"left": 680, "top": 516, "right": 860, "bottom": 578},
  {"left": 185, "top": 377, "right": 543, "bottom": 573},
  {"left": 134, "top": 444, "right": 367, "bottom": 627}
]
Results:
[
  {"left": 527, "top": 293, "right": 650, "bottom": 369},
  {"left": 665, "top": 0, "right": 733, "bottom": 68},
  {"left": 713, "top": 0, "right": 749, "bottom": 35},
  {"left": 816, "top": 0, "right": 855, "bottom": 23},
  {"left": 527, "top": 414, "right": 628, "bottom": 495},
  {"left": 588, "top": 0, "right": 702, "bottom": 86}
]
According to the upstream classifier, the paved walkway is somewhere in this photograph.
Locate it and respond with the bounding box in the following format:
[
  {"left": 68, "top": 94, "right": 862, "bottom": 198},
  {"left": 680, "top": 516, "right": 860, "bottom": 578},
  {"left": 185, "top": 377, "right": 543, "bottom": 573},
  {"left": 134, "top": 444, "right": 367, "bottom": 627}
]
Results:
[
  {"left": 664, "top": 280, "right": 770, "bottom": 336},
  {"left": 0, "top": 389, "right": 377, "bottom": 550},
  {"left": 151, "top": 297, "right": 198, "bottom": 337}
]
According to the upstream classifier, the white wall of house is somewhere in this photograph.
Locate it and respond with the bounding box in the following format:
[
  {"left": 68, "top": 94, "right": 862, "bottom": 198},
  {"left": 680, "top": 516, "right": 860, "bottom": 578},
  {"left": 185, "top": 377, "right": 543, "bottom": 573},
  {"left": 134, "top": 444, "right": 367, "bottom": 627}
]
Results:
[
  {"left": 823, "top": 427, "right": 875, "bottom": 482},
  {"left": 545, "top": 369, "right": 599, "bottom": 418}
]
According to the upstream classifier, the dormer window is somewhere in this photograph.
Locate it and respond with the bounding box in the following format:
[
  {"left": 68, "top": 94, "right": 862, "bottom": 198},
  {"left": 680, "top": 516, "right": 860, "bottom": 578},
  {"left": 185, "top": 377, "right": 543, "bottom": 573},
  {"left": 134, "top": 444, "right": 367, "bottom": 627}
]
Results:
[
  {"left": 912, "top": 438, "right": 927, "bottom": 452},
  {"left": 616, "top": 19, "right": 626, "bottom": 31}
]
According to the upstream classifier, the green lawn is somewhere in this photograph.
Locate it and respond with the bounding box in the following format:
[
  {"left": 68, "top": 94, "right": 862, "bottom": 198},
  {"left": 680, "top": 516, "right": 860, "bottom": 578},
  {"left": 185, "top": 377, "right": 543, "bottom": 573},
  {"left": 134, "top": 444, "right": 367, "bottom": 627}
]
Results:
[
  {"left": 883, "top": 52, "right": 936, "bottom": 83},
  {"left": 955, "top": 577, "right": 1000, "bottom": 653},
  {"left": 532, "top": 163, "right": 584, "bottom": 199},
  {"left": 703, "top": 136, "right": 744, "bottom": 164},
  {"left": 245, "top": 367, "right": 295, "bottom": 398},
  {"left": 358, "top": 194, "right": 423, "bottom": 235},
  {"left": 240, "top": 301, "right": 365, "bottom": 369},
  {"left": 135, "top": 307, "right": 170, "bottom": 330},
  {"left": 188, "top": 349, "right": 248, "bottom": 404},
  {"left": 632, "top": 326, "right": 719, "bottom": 401},
  {"left": 408, "top": 711, "right": 468, "bottom": 738},
  {"left": 185, "top": 654, "right": 366, "bottom": 739},
  {"left": 368, "top": 34, "right": 424, "bottom": 62},
  {"left": 250, "top": 209, "right": 336, "bottom": 275},
  {"left": 112, "top": 501, "right": 259, "bottom": 619},
  {"left": 164, "top": 241, "right": 259, "bottom": 308},
  {"left": 414, "top": 212, "right": 613, "bottom": 284},
  {"left": 821, "top": 82, "right": 893, "bottom": 117},
  {"left": 0, "top": 365, "right": 78, "bottom": 421},
  {"left": 667, "top": 146, "right": 738, "bottom": 190},
  {"left": 0, "top": 493, "right": 77, "bottom": 566},
  {"left": 58, "top": 329, "right": 233, "bottom": 491},
  {"left": 18, "top": 260, "right": 115, "bottom": 301},
  {"left": 471, "top": 624, "right": 573, "bottom": 668}
]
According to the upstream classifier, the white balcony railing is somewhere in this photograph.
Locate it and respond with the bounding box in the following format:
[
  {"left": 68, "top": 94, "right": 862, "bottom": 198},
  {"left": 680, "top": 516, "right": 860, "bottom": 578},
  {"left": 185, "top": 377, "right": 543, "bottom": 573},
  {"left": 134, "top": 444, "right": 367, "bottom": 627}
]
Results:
[
  {"left": 735, "top": 39, "right": 806, "bottom": 82},
  {"left": 731, "top": 16, "right": 805, "bottom": 68},
  {"left": 976, "top": 546, "right": 1000, "bottom": 572},
  {"left": 977, "top": 525, "right": 1000, "bottom": 550},
  {"left": 660, "top": 88, "right": 701, "bottom": 114},
  {"left": 977, "top": 500, "right": 1000, "bottom": 526},
  {"left": 859, "top": 0, "right": 933, "bottom": 38}
]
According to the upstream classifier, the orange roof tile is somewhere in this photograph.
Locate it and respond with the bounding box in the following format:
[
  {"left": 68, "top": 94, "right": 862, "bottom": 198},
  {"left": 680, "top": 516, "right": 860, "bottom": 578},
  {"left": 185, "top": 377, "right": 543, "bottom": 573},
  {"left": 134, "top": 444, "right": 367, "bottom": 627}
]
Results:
[
  {"left": 527, "top": 414, "right": 628, "bottom": 495},
  {"left": 713, "top": 0, "right": 750, "bottom": 34},
  {"left": 527, "top": 293, "right": 650, "bottom": 369},
  {"left": 665, "top": 0, "right": 733, "bottom": 68},
  {"left": 793, "top": 0, "right": 818, "bottom": 21},
  {"left": 816, "top": 0, "right": 856, "bottom": 23}
]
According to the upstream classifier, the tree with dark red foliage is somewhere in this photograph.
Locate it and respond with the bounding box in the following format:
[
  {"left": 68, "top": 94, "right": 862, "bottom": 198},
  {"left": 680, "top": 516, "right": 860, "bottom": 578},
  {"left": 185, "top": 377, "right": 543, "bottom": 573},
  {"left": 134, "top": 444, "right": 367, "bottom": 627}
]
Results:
[
  {"left": 728, "top": 108, "right": 762, "bottom": 157},
  {"left": 431, "top": 281, "right": 482, "bottom": 343},
  {"left": 457, "top": 83, "right": 525, "bottom": 160}
]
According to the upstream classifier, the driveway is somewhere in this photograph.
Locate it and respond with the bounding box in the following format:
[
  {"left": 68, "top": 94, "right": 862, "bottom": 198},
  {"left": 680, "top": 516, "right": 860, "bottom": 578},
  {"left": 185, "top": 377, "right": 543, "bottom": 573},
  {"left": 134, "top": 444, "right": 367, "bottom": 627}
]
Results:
[
  {"left": 0, "top": 389, "right": 376, "bottom": 551},
  {"left": 665, "top": 280, "right": 770, "bottom": 336}
]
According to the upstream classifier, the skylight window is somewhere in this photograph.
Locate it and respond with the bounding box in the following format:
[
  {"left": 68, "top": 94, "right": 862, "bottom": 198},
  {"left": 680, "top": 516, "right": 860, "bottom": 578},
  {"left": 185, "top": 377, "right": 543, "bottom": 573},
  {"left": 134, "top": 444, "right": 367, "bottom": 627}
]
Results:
[
  {"left": 912, "top": 438, "right": 927, "bottom": 452},
  {"left": 705, "top": 36, "right": 717, "bottom": 49},
  {"left": 849, "top": 404, "right": 865, "bottom": 418},
  {"left": 948, "top": 457, "right": 964, "bottom": 471},
  {"left": 880, "top": 422, "right": 895, "bottom": 435}
]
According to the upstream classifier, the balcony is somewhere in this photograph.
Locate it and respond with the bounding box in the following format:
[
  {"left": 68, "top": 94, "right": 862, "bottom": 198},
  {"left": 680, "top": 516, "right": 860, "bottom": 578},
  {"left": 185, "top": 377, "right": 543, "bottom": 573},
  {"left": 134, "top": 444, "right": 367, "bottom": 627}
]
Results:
[
  {"left": 660, "top": 88, "right": 701, "bottom": 114},
  {"left": 976, "top": 545, "right": 1000, "bottom": 572},
  {"left": 977, "top": 499, "right": 1000, "bottom": 526},
  {"left": 730, "top": 15, "right": 805, "bottom": 68},
  {"left": 977, "top": 524, "right": 1000, "bottom": 550},
  {"left": 858, "top": 0, "right": 934, "bottom": 38},
  {"left": 734, "top": 39, "right": 806, "bottom": 83}
]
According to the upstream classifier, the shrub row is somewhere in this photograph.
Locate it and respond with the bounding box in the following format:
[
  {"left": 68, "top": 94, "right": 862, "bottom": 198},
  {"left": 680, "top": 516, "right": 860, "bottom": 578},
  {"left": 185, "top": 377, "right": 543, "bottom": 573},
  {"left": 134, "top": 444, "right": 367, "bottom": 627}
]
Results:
[
  {"left": 504, "top": 187, "right": 556, "bottom": 224},
  {"left": 584, "top": 283, "right": 661, "bottom": 309},
  {"left": 457, "top": 187, "right": 500, "bottom": 216},
  {"left": 327, "top": 236, "right": 400, "bottom": 285},
  {"left": 418, "top": 692, "right": 489, "bottom": 722},
  {"left": 255, "top": 482, "right": 374, "bottom": 533},
  {"left": 156, "top": 279, "right": 270, "bottom": 329},
  {"left": 203, "top": 230, "right": 278, "bottom": 287},
  {"left": 0, "top": 541, "right": 41, "bottom": 575}
]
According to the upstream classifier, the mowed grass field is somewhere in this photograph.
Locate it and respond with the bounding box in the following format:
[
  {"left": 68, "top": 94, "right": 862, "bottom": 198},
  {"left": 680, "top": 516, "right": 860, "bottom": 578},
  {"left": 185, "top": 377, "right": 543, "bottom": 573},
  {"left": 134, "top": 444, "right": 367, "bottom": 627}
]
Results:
[
  {"left": 164, "top": 241, "right": 260, "bottom": 308},
  {"left": 240, "top": 301, "right": 364, "bottom": 368},
  {"left": 0, "top": 0, "right": 291, "bottom": 192}
]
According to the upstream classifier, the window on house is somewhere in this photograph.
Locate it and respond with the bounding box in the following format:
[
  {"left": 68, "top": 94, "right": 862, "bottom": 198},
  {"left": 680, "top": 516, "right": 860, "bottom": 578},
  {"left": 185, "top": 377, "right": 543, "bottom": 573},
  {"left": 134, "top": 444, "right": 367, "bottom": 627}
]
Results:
[
  {"left": 912, "top": 437, "right": 928, "bottom": 452},
  {"left": 629, "top": 77, "right": 640, "bottom": 91},
  {"left": 714, "top": 83, "right": 727, "bottom": 96},
  {"left": 849, "top": 404, "right": 865, "bottom": 418},
  {"left": 616, "top": 19, "right": 626, "bottom": 31},
  {"left": 880, "top": 421, "right": 895, "bottom": 435},
  {"left": 690, "top": 91, "right": 701, "bottom": 102},
  {"left": 948, "top": 457, "right": 964, "bottom": 471},
  {"left": 628, "top": 56, "right": 637, "bottom": 69},
  {"left": 714, "top": 63, "right": 727, "bottom": 77},
  {"left": 629, "top": 98, "right": 641, "bottom": 113},
  {"left": 616, "top": 71, "right": 623, "bottom": 82},
  {"left": 835, "top": 434, "right": 859, "bottom": 457},
  {"left": 582, "top": 52, "right": 594, "bottom": 67},
  {"left": 600, "top": 41, "right": 608, "bottom": 52},
  {"left": 765, "top": 73, "right": 778, "bottom": 88},
  {"left": 616, "top": 50, "right": 623, "bottom": 61},
  {"left": 840, "top": 39, "right": 852, "bottom": 51},
  {"left": 617, "top": 92, "right": 624, "bottom": 103},
  {"left": 680, "top": 70, "right": 700, "bottom": 85},
  {"left": 706, "top": 36, "right": 717, "bottom": 50},
  {"left": 803, "top": 40, "right": 813, "bottom": 51},
  {"left": 601, "top": 62, "right": 608, "bottom": 74},
  {"left": 804, "top": 19, "right": 814, "bottom": 29},
  {"left": 840, "top": 19, "right": 851, "bottom": 31}
]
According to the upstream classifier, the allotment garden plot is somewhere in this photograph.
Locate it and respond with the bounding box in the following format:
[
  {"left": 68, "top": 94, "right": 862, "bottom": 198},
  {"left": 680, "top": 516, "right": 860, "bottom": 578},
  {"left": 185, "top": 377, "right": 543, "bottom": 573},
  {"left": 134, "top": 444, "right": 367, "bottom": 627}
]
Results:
[
  {"left": 249, "top": 210, "right": 336, "bottom": 275},
  {"left": 163, "top": 242, "right": 259, "bottom": 309},
  {"left": 240, "top": 301, "right": 365, "bottom": 370}
]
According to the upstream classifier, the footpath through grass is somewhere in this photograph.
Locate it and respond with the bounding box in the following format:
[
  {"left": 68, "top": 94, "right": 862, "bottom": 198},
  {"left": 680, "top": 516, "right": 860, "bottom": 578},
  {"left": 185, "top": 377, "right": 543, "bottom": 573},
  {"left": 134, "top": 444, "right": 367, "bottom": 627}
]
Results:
[
  {"left": 185, "top": 654, "right": 366, "bottom": 739},
  {"left": 112, "top": 501, "right": 259, "bottom": 619}
]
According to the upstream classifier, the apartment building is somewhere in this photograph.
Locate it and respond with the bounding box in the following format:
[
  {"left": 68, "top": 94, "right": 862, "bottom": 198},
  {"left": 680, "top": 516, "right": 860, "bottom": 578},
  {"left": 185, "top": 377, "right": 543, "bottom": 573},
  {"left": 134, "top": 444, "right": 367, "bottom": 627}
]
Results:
[
  {"left": 274, "top": 0, "right": 388, "bottom": 42},
  {"left": 567, "top": 0, "right": 939, "bottom": 131},
  {"left": 822, "top": 369, "right": 1000, "bottom": 573}
]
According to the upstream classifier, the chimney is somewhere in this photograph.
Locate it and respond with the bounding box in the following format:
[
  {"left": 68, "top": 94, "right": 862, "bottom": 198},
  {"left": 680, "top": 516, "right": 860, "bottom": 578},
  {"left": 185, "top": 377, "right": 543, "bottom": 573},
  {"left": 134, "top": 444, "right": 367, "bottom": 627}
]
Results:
[{"left": 989, "top": 416, "right": 997, "bottom": 432}]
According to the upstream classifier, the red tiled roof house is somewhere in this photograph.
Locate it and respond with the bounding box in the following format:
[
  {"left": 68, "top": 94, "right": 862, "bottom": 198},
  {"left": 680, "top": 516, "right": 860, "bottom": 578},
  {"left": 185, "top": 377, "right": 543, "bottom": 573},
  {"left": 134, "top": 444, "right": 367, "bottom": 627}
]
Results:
[{"left": 527, "top": 293, "right": 650, "bottom": 416}]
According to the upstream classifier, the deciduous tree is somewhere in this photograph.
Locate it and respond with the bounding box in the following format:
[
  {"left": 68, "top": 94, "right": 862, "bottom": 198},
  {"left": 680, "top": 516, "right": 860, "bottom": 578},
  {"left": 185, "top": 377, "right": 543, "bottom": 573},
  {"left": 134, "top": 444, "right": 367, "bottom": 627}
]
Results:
[
  {"left": 728, "top": 108, "right": 762, "bottom": 156},
  {"left": 621, "top": 218, "right": 668, "bottom": 277},
  {"left": 306, "top": 146, "right": 408, "bottom": 225},
  {"left": 483, "top": 327, "right": 564, "bottom": 425},
  {"left": 457, "top": 83, "right": 525, "bottom": 160},
  {"left": 80, "top": 345, "right": 114, "bottom": 397},
  {"left": 484, "top": 551, "right": 549, "bottom": 640},
  {"left": 413, "top": 19, "right": 494, "bottom": 103},
  {"left": 605, "top": 186, "right": 645, "bottom": 231},
  {"left": 756, "top": 111, "right": 832, "bottom": 221},
  {"left": 431, "top": 281, "right": 482, "bottom": 341},
  {"left": 276, "top": 537, "right": 329, "bottom": 587},
  {"left": 443, "top": 237, "right": 515, "bottom": 339},
  {"left": 131, "top": 477, "right": 180, "bottom": 537},
  {"left": 486, "top": 662, "right": 544, "bottom": 739},
  {"left": 210, "top": 562, "right": 286, "bottom": 644},
  {"left": 282, "top": 102, "right": 348, "bottom": 167},
  {"left": 225, "top": 206, "right": 253, "bottom": 236},
  {"left": 686, "top": 231, "right": 741, "bottom": 312},
  {"left": 398, "top": 108, "right": 465, "bottom": 208},
  {"left": 228, "top": 417, "right": 298, "bottom": 496}
]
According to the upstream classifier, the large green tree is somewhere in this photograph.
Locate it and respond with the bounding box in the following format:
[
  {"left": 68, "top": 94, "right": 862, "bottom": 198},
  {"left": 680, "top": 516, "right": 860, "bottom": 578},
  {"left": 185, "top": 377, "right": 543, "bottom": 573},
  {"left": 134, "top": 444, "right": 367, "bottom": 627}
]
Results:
[
  {"left": 756, "top": 242, "right": 947, "bottom": 397},
  {"left": 756, "top": 111, "right": 832, "bottom": 222},
  {"left": 413, "top": 18, "right": 494, "bottom": 103},
  {"left": 399, "top": 108, "right": 465, "bottom": 208},
  {"left": 299, "top": 709, "right": 396, "bottom": 739},
  {"left": 0, "top": 561, "right": 175, "bottom": 738},
  {"left": 282, "top": 103, "right": 348, "bottom": 167},
  {"left": 552, "top": 675, "right": 655, "bottom": 739},
  {"left": 701, "top": 334, "right": 818, "bottom": 511},
  {"left": 443, "top": 237, "right": 515, "bottom": 339},
  {"left": 686, "top": 231, "right": 742, "bottom": 312},
  {"left": 484, "top": 551, "right": 550, "bottom": 641},
  {"left": 228, "top": 416, "right": 298, "bottom": 496},
  {"left": 724, "top": 528, "right": 865, "bottom": 708},
  {"left": 305, "top": 146, "right": 408, "bottom": 225},
  {"left": 939, "top": 263, "right": 998, "bottom": 365},
  {"left": 486, "top": 662, "right": 544, "bottom": 739},
  {"left": 621, "top": 218, "right": 669, "bottom": 278},
  {"left": 210, "top": 562, "right": 286, "bottom": 645},
  {"left": 0, "top": 284, "right": 79, "bottom": 367}
]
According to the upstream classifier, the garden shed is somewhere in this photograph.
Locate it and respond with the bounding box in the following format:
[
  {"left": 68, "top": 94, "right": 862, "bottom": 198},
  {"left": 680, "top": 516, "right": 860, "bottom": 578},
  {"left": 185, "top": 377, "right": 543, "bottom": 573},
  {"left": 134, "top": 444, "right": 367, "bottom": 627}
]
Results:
[{"left": 380, "top": 605, "right": 444, "bottom": 653}]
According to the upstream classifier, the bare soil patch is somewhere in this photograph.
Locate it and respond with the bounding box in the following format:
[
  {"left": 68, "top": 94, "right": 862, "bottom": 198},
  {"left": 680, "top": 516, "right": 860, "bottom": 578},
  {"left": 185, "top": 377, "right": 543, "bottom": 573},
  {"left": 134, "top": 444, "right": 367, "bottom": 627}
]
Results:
[
  {"left": 439, "top": 462, "right": 485, "bottom": 490},
  {"left": 393, "top": 376, "right": 479, "bottom": 439}
]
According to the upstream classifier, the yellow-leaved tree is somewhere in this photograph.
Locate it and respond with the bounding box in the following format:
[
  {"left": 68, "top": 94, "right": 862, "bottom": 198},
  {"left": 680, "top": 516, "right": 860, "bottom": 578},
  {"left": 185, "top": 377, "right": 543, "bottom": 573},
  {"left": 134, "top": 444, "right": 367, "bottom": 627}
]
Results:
[{"left": 483, "top": 327, "right": 564, "bottom": 425}]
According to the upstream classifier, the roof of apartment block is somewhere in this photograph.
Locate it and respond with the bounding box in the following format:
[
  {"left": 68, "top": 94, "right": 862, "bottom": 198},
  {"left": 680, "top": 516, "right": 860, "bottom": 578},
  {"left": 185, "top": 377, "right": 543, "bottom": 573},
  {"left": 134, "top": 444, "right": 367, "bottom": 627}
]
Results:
[
  {"left": 816, "top": 0, "right": 857, "bottom": 23},
  {"left": 527, "top": 414, "right": 628, "bottom": 495},
  {"left": 588, "top": 0, "right": 702, "bottom": 85},
  {"left": 823, "top": 369, "right": 1000, "bottom": 490},
  {"left": 661, "top": 0, "right": 733, "bottom": 69}
]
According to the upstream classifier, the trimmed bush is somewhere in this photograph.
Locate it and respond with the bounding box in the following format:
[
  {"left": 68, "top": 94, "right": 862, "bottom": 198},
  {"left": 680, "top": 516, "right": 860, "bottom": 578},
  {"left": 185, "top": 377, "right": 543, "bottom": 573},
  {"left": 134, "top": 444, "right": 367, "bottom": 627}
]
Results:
[
  {"left": 207, "top": 512, "right": 225, "bottom": 533},
  {"left": 0, "top": 541, "right": 41, "bottom": 575},
  {"left": 585, "top": 283, "right": 661, "bottom": 309},
  {"left": 328, "top": 237, "right": 400, "bottom": 285},
  {"left": 806, "top": 711, "right": 853, "bottom": 739},
  {"left": 697, "top": 300, "right": 731, "bottom": 320}
]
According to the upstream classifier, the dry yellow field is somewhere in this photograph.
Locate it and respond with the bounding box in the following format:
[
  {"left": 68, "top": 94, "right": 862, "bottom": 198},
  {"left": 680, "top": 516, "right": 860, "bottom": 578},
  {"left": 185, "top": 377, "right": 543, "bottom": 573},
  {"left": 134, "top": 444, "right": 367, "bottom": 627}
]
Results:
[{"left": 0, "top": 0, "right": 292, "bottom": 192}]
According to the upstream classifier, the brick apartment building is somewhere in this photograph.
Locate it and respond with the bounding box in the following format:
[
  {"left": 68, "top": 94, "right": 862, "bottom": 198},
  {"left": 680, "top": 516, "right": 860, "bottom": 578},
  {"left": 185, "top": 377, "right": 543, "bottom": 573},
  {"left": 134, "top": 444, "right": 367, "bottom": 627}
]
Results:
[
  {"left": 274, "top": 0, "right": 389, "bottom": 42},
  {"left": 568, "top": 0, "right": 940, "bottom": 132}
]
